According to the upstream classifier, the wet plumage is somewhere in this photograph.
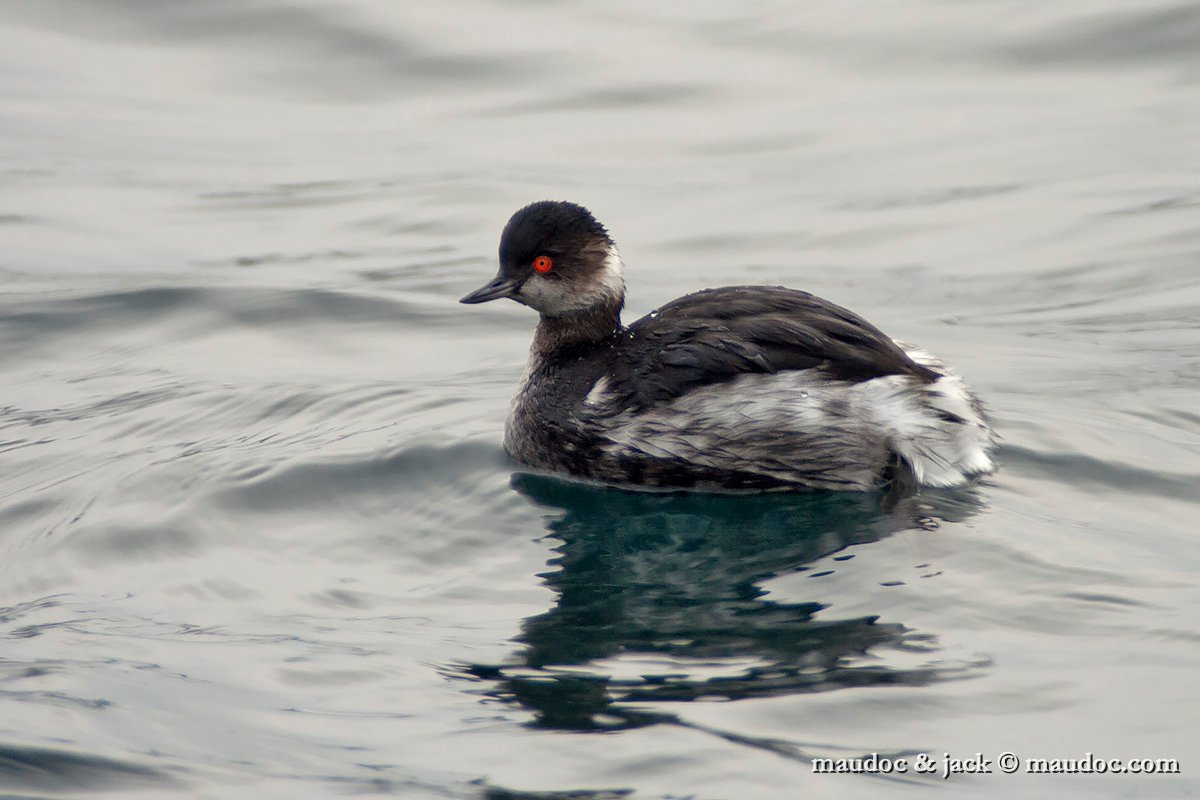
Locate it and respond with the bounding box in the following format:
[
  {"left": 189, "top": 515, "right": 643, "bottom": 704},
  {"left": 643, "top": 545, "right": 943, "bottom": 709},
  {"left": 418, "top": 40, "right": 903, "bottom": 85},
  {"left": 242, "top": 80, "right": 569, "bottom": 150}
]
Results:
[{"left": 461, "top": 200, "right": 995, "bottom": 491}]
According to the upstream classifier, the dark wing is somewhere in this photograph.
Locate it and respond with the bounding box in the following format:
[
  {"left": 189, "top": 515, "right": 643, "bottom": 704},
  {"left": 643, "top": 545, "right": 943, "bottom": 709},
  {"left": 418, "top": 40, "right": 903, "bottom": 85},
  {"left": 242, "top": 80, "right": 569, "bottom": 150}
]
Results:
[{"left": 610, "top": 286, "right": 938, "bottom": 410}]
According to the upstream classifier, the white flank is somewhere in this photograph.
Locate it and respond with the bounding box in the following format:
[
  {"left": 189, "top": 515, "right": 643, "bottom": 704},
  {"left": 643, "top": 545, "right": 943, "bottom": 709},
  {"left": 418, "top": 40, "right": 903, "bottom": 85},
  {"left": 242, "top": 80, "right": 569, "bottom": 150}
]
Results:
[
  {"left": 598, "top": 346, "right": 995, "bottom": 489},
  {"left": 883, "top": 343, "right": 996, "bottom": 486}
]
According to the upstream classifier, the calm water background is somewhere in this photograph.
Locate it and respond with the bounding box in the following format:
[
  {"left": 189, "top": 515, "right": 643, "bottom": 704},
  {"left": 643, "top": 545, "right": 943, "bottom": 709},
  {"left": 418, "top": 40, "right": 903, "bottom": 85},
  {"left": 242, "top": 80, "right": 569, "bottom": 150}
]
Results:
[{"left": 2, "top": 2, "right": 1199, "bottom": 798}]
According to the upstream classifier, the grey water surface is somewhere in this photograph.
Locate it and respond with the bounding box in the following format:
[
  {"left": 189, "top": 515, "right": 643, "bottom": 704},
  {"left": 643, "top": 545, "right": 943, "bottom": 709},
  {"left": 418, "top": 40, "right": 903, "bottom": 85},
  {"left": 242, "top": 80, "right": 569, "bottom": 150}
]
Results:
[{"left": 2, "top": 2, "right": 1199, "bottom": 798}]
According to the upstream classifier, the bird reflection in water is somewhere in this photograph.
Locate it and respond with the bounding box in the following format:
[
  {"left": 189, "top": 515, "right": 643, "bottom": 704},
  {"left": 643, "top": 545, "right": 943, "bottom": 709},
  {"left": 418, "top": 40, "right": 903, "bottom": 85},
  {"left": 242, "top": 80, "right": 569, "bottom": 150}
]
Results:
[{"left": 454, "top": 474, "right": 988, "bottom": 754}]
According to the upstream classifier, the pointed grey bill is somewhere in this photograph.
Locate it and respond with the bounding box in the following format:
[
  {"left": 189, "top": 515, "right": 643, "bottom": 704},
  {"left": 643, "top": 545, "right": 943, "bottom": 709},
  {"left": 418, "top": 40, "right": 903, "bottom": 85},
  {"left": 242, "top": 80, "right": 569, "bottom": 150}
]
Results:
[{"left": 459, "top": 274, "right": 521, "bottom": 304}]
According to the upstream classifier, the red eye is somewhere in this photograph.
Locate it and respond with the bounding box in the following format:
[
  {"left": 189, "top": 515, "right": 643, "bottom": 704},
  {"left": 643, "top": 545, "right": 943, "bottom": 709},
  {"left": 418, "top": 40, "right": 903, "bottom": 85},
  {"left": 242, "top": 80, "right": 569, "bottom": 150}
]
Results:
[{"left": 532, "top": 255, "right": 553, "bottom": 273}]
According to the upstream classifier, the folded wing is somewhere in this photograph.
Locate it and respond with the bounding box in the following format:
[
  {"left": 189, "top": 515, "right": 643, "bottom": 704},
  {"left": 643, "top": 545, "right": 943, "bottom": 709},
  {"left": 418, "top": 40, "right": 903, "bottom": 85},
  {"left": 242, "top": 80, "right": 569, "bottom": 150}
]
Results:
[{"left": 610, "top": 286, "right": 938, "bottom": 410}]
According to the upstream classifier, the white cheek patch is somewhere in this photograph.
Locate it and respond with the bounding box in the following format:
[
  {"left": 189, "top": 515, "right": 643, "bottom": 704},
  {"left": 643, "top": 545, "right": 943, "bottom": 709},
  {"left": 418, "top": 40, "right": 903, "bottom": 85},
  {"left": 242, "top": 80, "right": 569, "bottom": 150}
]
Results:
[
  {"left": 516, "top": 277, "right": 570, "bottom": 313},
  {"left": 596, "top": 244, "right": 626, "bottom": 303},
  {"left": 517, "top": 243, "right": 626, "bottom": 315}
]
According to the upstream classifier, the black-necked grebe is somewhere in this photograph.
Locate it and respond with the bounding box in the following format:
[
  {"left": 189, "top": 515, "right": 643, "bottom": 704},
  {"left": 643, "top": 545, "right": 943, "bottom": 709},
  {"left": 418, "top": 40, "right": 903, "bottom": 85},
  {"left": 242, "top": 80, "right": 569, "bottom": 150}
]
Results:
[{"left": 461, "top": 201, "right": 994, "bottom": 491}]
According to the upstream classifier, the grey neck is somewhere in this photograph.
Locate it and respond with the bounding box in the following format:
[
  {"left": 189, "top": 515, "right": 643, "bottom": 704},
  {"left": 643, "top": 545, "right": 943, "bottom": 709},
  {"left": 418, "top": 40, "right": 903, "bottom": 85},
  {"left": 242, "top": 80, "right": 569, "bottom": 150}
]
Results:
[{"left": 532, "top": 300, "right": 623, "bottom": 356}]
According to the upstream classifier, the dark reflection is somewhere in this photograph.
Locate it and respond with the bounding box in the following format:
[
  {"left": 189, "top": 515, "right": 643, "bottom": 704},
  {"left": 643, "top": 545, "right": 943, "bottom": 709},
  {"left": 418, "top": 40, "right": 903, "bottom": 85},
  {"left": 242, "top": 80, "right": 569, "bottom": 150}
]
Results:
[{"left": 455, "top": 476, "right": 987, "bottom": 740}]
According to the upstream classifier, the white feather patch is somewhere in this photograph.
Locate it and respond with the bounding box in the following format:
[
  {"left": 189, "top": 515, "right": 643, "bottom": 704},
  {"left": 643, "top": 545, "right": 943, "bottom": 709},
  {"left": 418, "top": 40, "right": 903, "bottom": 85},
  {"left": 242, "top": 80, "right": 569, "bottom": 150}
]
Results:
[
  {"left": 584, "top": 375, "right": 611, "bottom": 406},
  {"left": 598, "top": 349, "right": 994, "bottom": 489},
  {"left": 596, "top": 244, "right": 626, "bottom": 304}
]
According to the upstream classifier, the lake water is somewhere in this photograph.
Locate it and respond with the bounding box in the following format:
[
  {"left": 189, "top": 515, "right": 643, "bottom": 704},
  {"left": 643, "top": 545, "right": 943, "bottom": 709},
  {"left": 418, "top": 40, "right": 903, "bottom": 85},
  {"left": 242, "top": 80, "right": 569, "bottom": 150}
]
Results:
[{"left": 2, "top": 2, "right": 1198, "bottom": 798}]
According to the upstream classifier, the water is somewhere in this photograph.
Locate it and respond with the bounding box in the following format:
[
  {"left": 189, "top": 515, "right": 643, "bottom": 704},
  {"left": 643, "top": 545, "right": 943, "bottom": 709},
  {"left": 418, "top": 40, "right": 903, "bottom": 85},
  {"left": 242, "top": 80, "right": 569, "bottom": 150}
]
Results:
[{"left": 2, "top": 1, "right": 1198, "bottom": 797}]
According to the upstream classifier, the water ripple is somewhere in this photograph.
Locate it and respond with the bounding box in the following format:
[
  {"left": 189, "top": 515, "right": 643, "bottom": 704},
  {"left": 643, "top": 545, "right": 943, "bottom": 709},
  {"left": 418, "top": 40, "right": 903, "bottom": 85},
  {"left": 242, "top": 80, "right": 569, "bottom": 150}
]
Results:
[
  {"left": 999, "top": 443, "right": 1200, "bottom": 503},
  {"left": 0, "top": 743, "right": 181, "bottom": 793}
]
